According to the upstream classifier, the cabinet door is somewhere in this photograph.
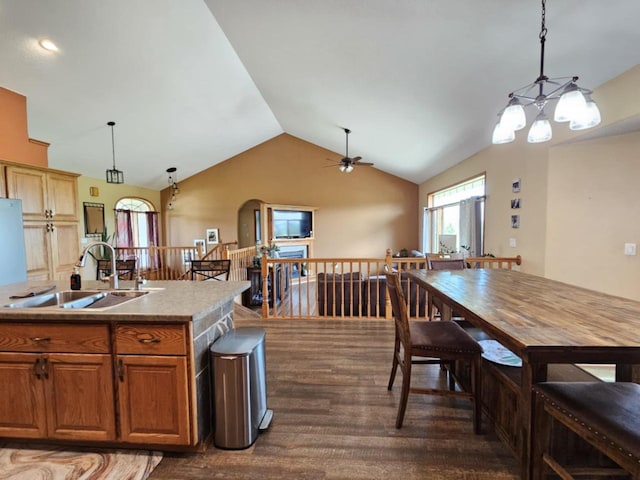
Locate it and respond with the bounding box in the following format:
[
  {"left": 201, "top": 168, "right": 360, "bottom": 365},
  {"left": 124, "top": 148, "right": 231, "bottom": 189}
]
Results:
[
  {"left": 51, "top": 222, "right": 80, "bottom": 279},
  {"left": 44, "top": 354, "right": 116, "bottom": 441},
  {"left": 117, "top": 355, "right": 191, "bottom": 445},
  {"left": 23, "top": 222, "right": 52, "bottom": 281},
  {"left": 0, "top": 165, "right": 6, "bottom": 197},
  {"left": 47, "top": 172, "right": 78, "bottom": 221},
  {"left": 5, "top": 166, "right": 48, "bottom": 220},
  {"left": 22, "top": 220, "right": 79, "bottom": 281},
  {"left": 0, "top": 352, "right": 47, "bottom": 438}
]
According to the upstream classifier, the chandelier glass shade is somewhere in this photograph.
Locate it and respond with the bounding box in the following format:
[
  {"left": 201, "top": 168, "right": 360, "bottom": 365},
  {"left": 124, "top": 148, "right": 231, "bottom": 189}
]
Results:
[
  {"left": 105, "top": 121, "right": 124, "bottom": 184},
  {"left": 492, "top": 0, "right": 601, "bottom": 145}
]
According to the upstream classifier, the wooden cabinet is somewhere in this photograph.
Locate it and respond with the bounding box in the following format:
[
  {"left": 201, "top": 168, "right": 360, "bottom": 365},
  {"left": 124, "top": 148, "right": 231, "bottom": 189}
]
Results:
[
  {"left": 2, "top": 163, "right": 80, "bottom": 281},
  {"left": 0, "top": 352, "right": 47, "bottom": 438},
  {"left": 115, "top": 324, "right": 192, "bottom": 446},
  {"left": 4, "top": 166, "right": 78, "bottom": 222},
  {"left": 243, "top": 265, "right": 288, "bottom": 307},
  {"left": 0, "top": 323, "right": 115, "bottom": 441},
  {"left": 0, "top": 320, "right": 196, "bottom": 448}
]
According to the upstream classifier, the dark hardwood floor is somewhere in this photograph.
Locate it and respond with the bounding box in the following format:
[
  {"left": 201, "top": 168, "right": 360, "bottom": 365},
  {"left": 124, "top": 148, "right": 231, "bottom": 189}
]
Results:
[{"left": 149, "top": 307, "right": 519, "bottom": 479}]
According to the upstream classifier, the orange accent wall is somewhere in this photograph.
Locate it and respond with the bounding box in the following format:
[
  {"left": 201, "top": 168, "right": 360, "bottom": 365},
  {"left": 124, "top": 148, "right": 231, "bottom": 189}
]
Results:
[
  {"left": 0, "top": 86, "right": 49, "bottom": 167},
  {"left": 161, "top": 133, "right": 419, "bottom": 257}
]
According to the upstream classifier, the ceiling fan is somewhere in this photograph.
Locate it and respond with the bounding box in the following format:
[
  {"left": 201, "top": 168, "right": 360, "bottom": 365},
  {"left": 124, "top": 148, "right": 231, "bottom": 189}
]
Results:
[{"left": 332, "top": 127, "right": 373, "bottom": 173}]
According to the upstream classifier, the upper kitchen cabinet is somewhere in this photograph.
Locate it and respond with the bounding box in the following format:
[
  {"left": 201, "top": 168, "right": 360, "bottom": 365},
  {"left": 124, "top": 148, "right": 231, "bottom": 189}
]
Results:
[
  {"left": 4, "top": 165, "right": 78, "bottom": 222},
  {"left": 2, "top": 162, "right": 80, "bottom": 281}
]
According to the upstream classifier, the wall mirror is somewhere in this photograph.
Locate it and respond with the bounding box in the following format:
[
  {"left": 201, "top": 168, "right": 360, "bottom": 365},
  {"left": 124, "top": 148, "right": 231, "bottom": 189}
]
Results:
[{"left": 83, "top": 202, "right": 105, "bottom": 236}]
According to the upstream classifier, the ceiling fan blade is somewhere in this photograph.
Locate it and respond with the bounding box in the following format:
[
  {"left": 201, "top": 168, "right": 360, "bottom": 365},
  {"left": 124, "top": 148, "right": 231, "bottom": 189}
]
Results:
[
  {"left": 356, "top": 162, "right": 374, "bottom": 166},
  {"left": 351, "top": 156, "right": 362, "bottom": 162}
]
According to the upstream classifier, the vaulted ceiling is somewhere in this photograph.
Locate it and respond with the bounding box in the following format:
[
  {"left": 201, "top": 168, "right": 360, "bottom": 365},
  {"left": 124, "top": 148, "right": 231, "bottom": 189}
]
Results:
[{"left": 1, "top": 1, "right": 639, "bottom": 190}]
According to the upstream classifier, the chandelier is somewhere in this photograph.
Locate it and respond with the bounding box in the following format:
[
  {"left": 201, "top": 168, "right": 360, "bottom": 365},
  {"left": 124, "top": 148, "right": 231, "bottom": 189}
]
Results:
[
  {"left": 105, "top": 121, "right": 124, "bottom": 183},
  {"left": 492, "top": 0, "right": 601, "bottom": 144}
]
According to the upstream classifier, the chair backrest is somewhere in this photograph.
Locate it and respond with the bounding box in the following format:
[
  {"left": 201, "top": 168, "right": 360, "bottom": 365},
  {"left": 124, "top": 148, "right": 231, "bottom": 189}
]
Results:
[
  {"left": 191, "top": 259, "right": 231, "bottom": 280},
  {"left": 96, "top": 259, "right": 136, "bottom": 280},
  {"left": 385, "top": 272, "right": 411, "bottom": 348},
  {"left": 428, "top": 258, "right": 466, "bottom": 271},
  {"left": 116, "top": 259, "right": 136, "bottom": 279}
]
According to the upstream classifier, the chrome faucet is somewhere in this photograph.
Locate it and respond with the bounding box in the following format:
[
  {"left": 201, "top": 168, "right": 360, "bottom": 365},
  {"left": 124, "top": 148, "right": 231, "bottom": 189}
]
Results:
[{"left": 76, "top": 241, "right": 119, "bottom": 290}]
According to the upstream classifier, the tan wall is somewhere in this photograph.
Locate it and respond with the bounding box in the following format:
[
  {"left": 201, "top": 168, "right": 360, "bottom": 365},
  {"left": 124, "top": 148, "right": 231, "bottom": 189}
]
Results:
[
  {"left": 0, "top": 86, "right": 49, "bottom": 168},
  {"left": 545, "top": 131, "right": 640, "bottom": 300},
  {"left": 77, "top": 176, "right": 162, "bottom": 245},
  {"left": 419, "top": 65, "right": 640, "bottom": 299},
  {"left": 161, "top": 134, "right": 418, "bottom": 258}
]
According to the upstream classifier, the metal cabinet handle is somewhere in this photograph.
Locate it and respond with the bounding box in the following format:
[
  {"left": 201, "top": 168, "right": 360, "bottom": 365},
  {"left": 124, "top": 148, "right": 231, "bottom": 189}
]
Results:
[
  {"left": 139, "top": 337, "right": 161, "bottom": 344},
  {"left": 117, "top": 359, "right": 124, "bottom": 382},
  {"left": 34, "top": 358, "right": 41, "bottom": 379},
  {"left": 41, "top": 357, "right": 49, "bottom": 379},
  {"left": 30, "top": 337, "right": 51, "bottom": 343}
]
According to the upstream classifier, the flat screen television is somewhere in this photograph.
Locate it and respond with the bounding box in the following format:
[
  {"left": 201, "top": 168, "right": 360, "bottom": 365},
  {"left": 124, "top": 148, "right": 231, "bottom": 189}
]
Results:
[{"left": 273, "top": 209, "right": 312, "bottom": 239}]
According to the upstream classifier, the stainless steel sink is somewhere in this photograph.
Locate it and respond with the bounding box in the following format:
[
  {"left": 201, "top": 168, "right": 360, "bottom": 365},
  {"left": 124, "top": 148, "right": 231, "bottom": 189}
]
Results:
[
  {"left": 3, "top": 289, "right": 149, "bottom": 309},
  {"left": 4, "top": 290, "right": 101, "bottom": 308},
  {"left": 64, "top": 290, "right": 149, "bottom": 309}
]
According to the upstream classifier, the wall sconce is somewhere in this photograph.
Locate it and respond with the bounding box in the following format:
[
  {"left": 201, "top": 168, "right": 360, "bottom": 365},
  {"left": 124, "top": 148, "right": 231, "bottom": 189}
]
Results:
[{"left": 167, "top": 167, "right": 179, "bottom": 210}]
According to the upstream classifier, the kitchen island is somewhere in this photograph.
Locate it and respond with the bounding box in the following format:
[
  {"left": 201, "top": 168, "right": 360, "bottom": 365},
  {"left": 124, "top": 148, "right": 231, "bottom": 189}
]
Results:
[{"left": 0, "top": 279, "right": 249, "bottom": 451}]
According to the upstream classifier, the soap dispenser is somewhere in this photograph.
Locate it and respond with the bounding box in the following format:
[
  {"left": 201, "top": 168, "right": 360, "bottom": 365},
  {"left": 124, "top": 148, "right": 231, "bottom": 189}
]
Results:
[{"left": 70, "top": 267, "right": 82, "bottom": 290}]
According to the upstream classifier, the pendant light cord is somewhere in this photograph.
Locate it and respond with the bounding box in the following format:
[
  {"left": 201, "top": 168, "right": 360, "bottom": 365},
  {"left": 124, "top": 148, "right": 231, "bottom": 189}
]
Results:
[
  {"left": 537, "top": 0, "right": 548, "bottom": 90},
  {"left": 110, "top": 123, "right": 116, "bottom": 169}
]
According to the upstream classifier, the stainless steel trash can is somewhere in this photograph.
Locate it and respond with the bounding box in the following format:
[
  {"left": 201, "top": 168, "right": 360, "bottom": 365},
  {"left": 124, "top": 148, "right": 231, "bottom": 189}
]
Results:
[{"left": 210, "top": 327, "right": 273, "bottom": 449}]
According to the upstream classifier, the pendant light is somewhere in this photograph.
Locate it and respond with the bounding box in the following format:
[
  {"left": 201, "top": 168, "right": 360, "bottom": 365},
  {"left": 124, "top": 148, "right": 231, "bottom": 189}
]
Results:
[
  {"left": 492, "top": 0, "right": 601, "bottom": 144},
  {"left": 105, "top": 121, "right": 124, "bottom": 184},
  {"left": 166, "top": 167, "right": 179, "bottom": 210}
]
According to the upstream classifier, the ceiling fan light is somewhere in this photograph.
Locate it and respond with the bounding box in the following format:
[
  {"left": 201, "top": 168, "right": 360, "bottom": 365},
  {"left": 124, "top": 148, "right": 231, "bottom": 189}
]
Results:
[
  {"left": 569, "top": 98, "right": 601, "bottom": 131},
  {"left": 492, "top": 120, "right": 515, "bottom": 144},
  {"left": 339, "top": 163, "right": 354, "bottom": 173},
  {"left": 554, "top": 84, "right": 587, "bottom": 122},
  {"left": 527, "top": 111, "right": 552, "bottom": 143},
  {"left": 500, "top": 98, "right": 526, "bottom": 131}
]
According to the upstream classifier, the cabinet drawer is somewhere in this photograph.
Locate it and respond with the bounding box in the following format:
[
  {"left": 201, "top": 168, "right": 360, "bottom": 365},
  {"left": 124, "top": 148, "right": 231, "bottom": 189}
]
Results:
[
  {"left": 0, "top": 323, "right": 110, "bottom": 353},
  {"left": 115, "top": 324, "right": 187, "bottom": 355}
]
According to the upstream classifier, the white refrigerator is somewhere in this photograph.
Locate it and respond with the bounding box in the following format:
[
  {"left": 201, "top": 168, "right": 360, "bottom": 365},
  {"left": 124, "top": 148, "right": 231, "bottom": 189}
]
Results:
[{"left": 0, "top": 198, "right": 28, "bottom": 286}]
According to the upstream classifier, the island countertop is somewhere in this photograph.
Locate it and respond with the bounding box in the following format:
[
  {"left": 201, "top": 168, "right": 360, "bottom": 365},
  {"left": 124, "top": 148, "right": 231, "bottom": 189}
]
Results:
[{"left": 0, "top": 279, "right": 250, "bottom": 323}]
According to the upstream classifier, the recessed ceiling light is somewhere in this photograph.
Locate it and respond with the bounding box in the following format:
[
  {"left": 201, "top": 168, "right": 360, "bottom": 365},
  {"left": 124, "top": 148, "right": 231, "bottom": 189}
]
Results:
[{"left": 38, "top": 39, "right": 59, "bottom": 52}]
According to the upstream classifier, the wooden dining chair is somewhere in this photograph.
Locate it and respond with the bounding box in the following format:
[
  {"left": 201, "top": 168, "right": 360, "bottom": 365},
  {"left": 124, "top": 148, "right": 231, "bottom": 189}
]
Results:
[
  {"left": 385, "top": 272, "right": 483, "bottom": 433},
  {"left": 427, "top": 258, "right": 466, "bottom": 320}
]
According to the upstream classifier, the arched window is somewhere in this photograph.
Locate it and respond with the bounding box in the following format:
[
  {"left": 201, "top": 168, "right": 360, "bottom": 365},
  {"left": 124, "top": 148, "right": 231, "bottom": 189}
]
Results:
[
  {"left": 114, "top": 198, "right": 159, "bottom": 268},
  {"left": 115, "top": 198, "right": 153, "bottom": 212}
]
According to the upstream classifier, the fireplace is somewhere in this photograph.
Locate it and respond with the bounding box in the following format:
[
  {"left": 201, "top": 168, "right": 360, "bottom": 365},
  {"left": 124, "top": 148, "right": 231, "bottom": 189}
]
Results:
[{"left": 278, "top": 245, "right": 308, "bottom": 278}]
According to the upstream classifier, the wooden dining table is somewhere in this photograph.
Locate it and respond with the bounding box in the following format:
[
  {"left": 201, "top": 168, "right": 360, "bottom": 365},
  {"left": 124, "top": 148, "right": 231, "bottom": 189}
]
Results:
[{"left": 407, "top": 268, "right": 640, "bottom": 480}]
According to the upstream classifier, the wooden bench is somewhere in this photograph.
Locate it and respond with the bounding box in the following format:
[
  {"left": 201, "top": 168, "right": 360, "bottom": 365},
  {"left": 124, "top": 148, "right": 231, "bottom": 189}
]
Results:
[{"left": 532, "top": 382, "right": 640, "bottom": 479}]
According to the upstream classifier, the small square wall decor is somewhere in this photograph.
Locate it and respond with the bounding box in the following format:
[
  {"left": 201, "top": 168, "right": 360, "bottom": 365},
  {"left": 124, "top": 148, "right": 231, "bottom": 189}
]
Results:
[{"left": 512, "top": 178, "right": 521, "bottom": 193}]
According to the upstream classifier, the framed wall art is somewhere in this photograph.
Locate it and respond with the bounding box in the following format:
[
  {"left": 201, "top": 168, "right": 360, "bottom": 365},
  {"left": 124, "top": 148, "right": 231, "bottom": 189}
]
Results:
[{"left": 206, "top": 228, "right": 219, "bottom": 245}]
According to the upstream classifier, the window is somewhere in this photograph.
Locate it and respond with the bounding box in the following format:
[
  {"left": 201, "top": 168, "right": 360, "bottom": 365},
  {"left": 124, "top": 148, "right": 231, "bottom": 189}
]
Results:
[
  {"left": 423, "top": 175, "right": 485, "bottom": 256},
  {"left": 114, "top": 198, "right": 159, "bottom": 269}
]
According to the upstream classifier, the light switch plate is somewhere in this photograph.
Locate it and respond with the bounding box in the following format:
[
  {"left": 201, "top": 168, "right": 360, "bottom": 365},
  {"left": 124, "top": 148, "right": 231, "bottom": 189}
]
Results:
[
  {"left": 509, "top": 238, "right": 516, "bottom": 248},
  {"left": 624, "top": 243, "right": 636, "bottom": 256}
]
